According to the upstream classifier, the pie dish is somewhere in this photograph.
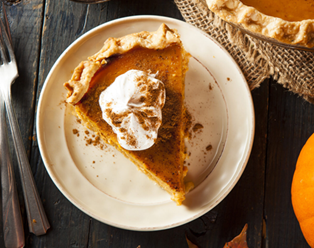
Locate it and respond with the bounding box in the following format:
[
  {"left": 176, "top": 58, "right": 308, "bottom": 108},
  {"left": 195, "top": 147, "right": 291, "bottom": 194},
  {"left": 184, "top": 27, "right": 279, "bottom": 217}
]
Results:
[
  {"left": 206, "top": 0, "right": 314, "bottom": 48},
  {"left": 64, "top": 24, "right": 192, "bottom": 205}
]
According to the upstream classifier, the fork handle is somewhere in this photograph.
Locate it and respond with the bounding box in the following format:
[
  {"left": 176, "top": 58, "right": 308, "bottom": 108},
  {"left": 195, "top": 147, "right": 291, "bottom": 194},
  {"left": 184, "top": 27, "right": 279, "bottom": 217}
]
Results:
[
  {"left": 0, "top": 96, "right": 24, "bottom": 248},
  {"left": 1, "top": 88, "right": 50, "bottom": 236}
]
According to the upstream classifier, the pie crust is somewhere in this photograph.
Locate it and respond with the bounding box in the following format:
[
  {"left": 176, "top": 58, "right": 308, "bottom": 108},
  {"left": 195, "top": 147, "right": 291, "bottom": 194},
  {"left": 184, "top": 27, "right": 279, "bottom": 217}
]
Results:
[
  {"left": 65, "top": 24, "right": 184, "bottom": 104},
  {"left": 64, "top": 24, "right": 192, "bottom": 205},
  {"left": 205, "top": 0, "right": 314, "bottom": 48}
]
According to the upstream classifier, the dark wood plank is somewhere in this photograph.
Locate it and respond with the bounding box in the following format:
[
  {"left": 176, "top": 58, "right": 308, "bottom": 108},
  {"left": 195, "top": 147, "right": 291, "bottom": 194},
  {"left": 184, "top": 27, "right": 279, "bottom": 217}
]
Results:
[
  {"left": 0, "top": 1, "right": 44, "bottom": 247},
  {"left": 28, "top": 1, "right": 98, "bottom": 247},
  {"left": 87, "top": 224, "right": 190, "bottom": 248},
  {"left": 264, "top": 79, "right": 314, "bottom": 247}
]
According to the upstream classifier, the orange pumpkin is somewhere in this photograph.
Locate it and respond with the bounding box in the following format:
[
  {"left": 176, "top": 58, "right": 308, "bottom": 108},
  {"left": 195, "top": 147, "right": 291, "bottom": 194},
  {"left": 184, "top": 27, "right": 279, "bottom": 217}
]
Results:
[{"left": 291, "top": 133, "right": 314, "bottom": 248}]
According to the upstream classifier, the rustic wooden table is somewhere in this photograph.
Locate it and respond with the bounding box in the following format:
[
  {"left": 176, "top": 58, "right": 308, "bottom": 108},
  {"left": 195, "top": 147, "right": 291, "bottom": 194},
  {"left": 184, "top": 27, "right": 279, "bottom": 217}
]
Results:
[{"left": 0, "top": 0, "right": 312, "bottom": 247}]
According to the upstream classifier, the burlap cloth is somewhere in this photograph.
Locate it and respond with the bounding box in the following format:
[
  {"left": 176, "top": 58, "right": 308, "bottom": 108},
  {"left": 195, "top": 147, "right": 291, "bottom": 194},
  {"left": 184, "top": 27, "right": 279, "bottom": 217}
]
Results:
[{"left": 174, "top": 0, "right": 314, "bottom": 103}]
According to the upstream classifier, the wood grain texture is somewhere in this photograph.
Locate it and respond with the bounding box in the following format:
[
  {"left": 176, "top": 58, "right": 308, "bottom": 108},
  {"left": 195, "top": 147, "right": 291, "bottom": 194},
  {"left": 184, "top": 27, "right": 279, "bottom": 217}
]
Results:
[
  {"left": 264, "top": 78, "right": 314, "bottom": 248},
  {"left": 1, "top": 0, "right": 311, "bottom": 247},
  {"left": 0, "top": 1, "right": 44, "bottom": 247}
]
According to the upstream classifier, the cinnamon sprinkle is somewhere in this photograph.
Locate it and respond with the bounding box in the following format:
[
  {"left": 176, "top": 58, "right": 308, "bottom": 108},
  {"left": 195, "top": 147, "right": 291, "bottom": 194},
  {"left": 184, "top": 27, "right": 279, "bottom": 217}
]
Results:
[{"left": 183, "top": 108, "right": 193, "bottom": 139}]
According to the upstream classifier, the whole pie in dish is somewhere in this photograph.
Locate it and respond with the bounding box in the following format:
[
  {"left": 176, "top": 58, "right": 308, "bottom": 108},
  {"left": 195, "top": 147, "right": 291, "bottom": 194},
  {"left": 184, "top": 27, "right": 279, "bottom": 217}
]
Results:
[
  {"left": 206, "top": 0, "right": 314, "bottom": 48},
  {"left": 64, "top": 24, "right": 193, "bottom": 205}
]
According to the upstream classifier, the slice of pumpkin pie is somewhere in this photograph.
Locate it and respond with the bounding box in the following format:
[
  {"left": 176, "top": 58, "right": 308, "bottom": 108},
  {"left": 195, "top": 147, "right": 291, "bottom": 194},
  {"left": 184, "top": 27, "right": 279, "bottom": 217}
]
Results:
[{"left": 64, "top": 24, "right": 192, "bottom": 205}]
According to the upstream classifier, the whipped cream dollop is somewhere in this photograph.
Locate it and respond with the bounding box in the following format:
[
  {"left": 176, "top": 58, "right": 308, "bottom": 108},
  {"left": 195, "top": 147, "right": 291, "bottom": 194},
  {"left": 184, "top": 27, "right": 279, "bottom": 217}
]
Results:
[{"left": 99, "top": 69, "right": 166, "bottom": 151}]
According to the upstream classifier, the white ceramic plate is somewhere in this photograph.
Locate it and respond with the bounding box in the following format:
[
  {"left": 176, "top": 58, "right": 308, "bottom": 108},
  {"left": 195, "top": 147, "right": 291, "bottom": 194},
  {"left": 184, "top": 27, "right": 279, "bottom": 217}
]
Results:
[{"left": 37, "top": 16, "right": 255, "bottom": 231}]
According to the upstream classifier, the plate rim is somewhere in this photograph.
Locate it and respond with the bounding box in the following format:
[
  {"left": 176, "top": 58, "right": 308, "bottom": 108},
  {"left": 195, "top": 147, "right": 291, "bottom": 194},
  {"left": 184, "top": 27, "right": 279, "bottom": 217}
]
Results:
[{"left": 36, "top": 15, "right": 255, "bottom": 231}]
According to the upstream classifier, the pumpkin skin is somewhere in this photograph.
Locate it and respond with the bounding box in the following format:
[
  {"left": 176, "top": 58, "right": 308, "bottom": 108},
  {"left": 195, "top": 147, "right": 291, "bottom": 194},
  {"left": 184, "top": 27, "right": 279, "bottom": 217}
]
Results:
[{"left": 291, "top": 133, "right": 314, "bottom": 248}]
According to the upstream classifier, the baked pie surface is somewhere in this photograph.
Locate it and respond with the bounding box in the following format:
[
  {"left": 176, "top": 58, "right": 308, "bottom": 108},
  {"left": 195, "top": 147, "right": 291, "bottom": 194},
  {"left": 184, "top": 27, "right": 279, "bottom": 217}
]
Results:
[
  {"left": 206, "top": 0, "right": 314, "bottom": 48},
  {"left": 64, "top": 24, "right": 192, "bottom": 205}
]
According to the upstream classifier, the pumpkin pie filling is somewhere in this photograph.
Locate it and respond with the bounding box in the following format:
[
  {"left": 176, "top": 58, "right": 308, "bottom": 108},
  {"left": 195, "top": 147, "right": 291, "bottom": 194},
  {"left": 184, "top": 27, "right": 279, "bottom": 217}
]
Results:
[
  {"left": 240, "top": 0, "right": 314, "bottom": 22},
  {"left": 206, "top": 0, "right": 314, "bottom": 47},
  {"left": 77, "top": 45, "right": 187, "bottom": 193},
  {"left": 64, "top": 24, "right": 192, "bottom": 205}
]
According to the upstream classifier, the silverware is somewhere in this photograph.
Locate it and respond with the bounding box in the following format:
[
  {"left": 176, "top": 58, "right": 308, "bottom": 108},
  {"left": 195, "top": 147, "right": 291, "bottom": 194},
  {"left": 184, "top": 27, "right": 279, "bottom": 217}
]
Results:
[
  {"left": 0, "top": 3, "right": 50, "bottom": 236},
  {"left": 0, "top": 94, "right": 24, "bottom": 248},
  {"left": 0, "top": 4, "right": 24, "bottom": 247}
]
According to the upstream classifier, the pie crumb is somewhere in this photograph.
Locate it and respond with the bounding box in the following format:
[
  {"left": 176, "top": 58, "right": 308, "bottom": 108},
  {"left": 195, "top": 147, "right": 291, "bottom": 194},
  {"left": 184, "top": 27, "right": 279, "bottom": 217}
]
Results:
[
  {"left": 72, "top": 129, "right": 79, "bottom": 135},
  {"left": 192, "top": 123, "right": 203, "bottom": 133},
  {"left": 206, "top": 144, "right": 213, "bottom": 151}
]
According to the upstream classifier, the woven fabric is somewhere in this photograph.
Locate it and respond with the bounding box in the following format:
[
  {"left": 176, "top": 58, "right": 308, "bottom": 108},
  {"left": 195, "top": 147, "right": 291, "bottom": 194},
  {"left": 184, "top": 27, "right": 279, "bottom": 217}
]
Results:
[{"left": 174, "top": 0, "right": 314, "bottom": 103}]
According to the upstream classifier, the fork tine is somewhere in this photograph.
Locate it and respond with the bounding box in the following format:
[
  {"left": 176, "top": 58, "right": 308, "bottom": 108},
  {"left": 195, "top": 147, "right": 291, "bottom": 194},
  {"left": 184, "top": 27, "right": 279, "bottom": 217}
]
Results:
[
  {"left": 1, "top": 2, "right": 12, "bottom": 45},
  {"left": 0, "top": 16, "right": 15, "bottom": 63}
]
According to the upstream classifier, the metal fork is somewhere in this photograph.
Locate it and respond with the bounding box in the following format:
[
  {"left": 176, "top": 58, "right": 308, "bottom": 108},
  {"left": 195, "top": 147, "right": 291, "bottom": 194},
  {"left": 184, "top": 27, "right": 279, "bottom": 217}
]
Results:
[{"left": 0, "top": 3, "right": 50, "bottom": 236}]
